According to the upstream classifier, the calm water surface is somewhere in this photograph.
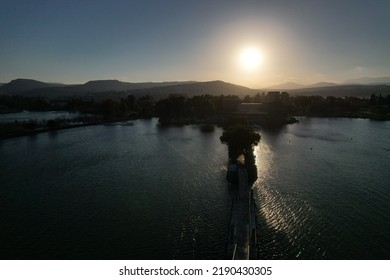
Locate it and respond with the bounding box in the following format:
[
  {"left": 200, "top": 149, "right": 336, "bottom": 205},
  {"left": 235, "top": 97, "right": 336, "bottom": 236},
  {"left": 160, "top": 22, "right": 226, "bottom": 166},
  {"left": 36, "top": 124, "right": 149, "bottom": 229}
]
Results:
[
  {"left": 254, "top": 117, "right": 390, "bottom": 259},
  {"left": 0, "top": 117, "right": 389, "bottom": 259},
  {"left": 0, "top": 119, "right": 231, "bottom": 259}
]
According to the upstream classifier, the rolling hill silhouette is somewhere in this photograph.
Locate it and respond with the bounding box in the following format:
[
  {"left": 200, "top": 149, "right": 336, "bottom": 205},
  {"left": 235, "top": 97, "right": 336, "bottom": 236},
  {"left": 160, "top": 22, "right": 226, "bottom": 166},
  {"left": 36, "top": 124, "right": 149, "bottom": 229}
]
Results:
[
  {"left": 0, "top": 79, "right": 257, "bottom": 99},
  {"left": 1, "top": 78, "right": 390, "bottom": 99},
  {"left": 0, "top": 79, "right": 64, "bottom": 93}
]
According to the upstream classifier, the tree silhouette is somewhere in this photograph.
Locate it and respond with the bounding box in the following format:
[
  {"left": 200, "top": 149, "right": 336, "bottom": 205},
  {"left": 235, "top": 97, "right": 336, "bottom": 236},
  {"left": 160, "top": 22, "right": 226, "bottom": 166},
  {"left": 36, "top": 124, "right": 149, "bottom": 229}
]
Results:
[{"left": 220, "top": 124, "right": 260, "bottom": 157}]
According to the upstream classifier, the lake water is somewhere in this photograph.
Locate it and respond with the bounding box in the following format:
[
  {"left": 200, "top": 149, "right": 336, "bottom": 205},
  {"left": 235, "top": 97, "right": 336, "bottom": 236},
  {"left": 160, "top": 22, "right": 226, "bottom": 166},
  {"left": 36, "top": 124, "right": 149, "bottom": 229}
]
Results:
[
  {"left": 0, "top": 117, "right": 389, "bottom": 259},
  {"left": 254, "top": 117, "right": 390, "bottom": 259}
]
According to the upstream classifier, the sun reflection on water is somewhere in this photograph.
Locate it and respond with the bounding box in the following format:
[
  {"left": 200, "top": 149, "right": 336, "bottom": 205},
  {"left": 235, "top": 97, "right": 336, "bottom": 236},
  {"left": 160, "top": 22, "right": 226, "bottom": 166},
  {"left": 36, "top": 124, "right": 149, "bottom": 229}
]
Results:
[{"left": 252, "top": 139, "right": 325, "bottom": 259}]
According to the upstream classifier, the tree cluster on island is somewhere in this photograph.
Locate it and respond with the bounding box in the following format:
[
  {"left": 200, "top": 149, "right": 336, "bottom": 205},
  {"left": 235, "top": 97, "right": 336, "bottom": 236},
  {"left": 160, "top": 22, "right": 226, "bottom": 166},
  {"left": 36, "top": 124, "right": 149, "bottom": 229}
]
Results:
[{"left": 220, "top": 117, "right": 261, "bottom": 184}]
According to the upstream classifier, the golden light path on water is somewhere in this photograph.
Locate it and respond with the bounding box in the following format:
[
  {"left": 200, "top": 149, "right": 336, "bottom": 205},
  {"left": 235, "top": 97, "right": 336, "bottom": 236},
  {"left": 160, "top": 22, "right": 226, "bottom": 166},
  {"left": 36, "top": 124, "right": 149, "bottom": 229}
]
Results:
[{"left": 252, "top": 139, "right": 326, "bottom": 258}]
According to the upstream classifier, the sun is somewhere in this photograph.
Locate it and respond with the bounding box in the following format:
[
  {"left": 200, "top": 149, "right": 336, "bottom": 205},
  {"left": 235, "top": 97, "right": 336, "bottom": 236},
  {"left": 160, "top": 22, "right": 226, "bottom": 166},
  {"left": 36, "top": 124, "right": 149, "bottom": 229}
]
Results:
[{"left": 240, "top": 47, "right": 263, "bottom": 70}]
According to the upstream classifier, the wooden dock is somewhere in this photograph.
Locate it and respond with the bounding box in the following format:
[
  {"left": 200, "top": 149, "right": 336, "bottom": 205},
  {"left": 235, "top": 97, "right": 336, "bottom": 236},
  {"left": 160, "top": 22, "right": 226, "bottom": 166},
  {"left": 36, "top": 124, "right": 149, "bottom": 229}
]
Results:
[{"left": 226, "top": 166, "right": 257, "bottom": 259}]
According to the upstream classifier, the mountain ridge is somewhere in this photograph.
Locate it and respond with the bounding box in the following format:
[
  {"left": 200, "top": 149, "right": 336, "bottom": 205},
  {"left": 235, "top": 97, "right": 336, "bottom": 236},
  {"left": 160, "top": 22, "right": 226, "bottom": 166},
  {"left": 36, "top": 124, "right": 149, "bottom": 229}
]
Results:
[
  {"left": 268, "top": 77, "right": 390, "bottom": 90},
  {"left": 0, "top": 78, "right": 197, "bottom": 94},
  {"left": 125, "top": 80, "right": 258, "bottom": 98},
  {"left": 269, "top": 81, "right": 339, "bottom": 90},
  {"left": 1, "top": 77, "right": 390, "bottom": 99},
  {"left": 289, "top": 84, "right": 390, "bottom": 97},
  {"left": 0, "top": 78, "right": 64, "bottom": 93},
  {"left": 268, "top": 82, "right": 304, "bottom": 90}
]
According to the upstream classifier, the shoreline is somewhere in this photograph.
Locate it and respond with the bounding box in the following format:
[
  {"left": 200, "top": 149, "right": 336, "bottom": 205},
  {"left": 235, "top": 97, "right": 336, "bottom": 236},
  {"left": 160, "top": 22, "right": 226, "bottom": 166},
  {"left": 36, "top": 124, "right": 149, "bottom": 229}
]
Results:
[
  {"left": 0, "top": 117, "right": 137, "bottom": 141},
  {"left": 1, "top": 113, "right": 389, "bottom": 141},
  {"left": 294, "top": 112, "right": 390, "bottom": 121}
]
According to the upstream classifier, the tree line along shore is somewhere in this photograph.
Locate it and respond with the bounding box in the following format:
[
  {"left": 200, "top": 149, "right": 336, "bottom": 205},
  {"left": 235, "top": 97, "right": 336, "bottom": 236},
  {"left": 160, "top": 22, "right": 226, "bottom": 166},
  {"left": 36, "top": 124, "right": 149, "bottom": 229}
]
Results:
[{"left": 1, "top": 91, "right": 389, "bottom": 140}]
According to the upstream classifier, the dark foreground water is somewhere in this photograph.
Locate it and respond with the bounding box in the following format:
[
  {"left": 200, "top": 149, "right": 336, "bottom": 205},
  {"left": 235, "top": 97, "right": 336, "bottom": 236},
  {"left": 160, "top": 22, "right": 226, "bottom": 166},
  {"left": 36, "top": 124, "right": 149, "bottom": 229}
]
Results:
[
  {"left": 0, "top": 117, "right": 389, "bottom": 259},
  {"left": 0, "top": 119, "right": 231, "bottom": 259}
]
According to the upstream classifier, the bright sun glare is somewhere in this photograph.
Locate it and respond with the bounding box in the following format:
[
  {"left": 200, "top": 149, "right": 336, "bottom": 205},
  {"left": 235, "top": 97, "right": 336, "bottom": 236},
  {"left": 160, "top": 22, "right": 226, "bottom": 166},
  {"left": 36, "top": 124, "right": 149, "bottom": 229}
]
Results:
[{"left": 240, "top": 47, "right": 263, "bottom": 70}]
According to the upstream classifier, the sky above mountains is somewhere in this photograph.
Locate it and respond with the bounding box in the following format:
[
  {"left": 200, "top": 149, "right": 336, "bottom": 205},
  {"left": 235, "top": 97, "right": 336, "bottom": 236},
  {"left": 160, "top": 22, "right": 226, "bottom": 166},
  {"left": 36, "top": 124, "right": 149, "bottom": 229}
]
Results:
[{"left": 1, "top": 0, "right": 389, "bottom": 88}]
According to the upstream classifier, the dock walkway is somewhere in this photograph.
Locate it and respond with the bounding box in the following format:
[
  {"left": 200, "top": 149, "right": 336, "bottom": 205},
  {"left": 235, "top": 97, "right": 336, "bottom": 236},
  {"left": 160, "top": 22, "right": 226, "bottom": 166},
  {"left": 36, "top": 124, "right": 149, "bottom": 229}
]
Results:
[{"left": 227, "top": 166, "right": 257, "bottom": 259}]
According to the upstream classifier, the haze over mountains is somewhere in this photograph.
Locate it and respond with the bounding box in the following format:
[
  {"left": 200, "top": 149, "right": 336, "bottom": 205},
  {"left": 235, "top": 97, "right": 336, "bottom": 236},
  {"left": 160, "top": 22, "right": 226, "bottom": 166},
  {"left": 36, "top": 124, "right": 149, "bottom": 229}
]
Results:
[
  {"left": 343, "top": 77, "right": 390, "bottom": 85},
  {"left": 268, "top": 81, "right": 339, "bottom": 90},
  {"left": 1, "top": 77, "right": 390, "bottom": 99},
  {"left": 269, "top": 77, "right": 390, "bottom": 90}
]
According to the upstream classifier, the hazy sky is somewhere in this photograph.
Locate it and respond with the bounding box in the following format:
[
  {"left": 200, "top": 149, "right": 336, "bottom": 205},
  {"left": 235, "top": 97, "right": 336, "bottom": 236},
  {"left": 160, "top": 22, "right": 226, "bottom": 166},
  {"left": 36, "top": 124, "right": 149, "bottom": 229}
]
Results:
[{"left": 1, "top": 0, "right": 389, "bottom": 88}]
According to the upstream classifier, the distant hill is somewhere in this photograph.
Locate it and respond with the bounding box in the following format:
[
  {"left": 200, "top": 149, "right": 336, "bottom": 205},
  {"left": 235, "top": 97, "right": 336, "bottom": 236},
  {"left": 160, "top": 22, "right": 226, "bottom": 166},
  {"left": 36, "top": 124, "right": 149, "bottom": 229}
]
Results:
[
  {"left": 80, "top": 80, "right": 134, "bottom": 92},
  {"left": 268, "top": 82, "right": 305, "bottom": 90},
  {"left": 269, "top": 81, "right": 339, "bottom": 90},
  {"left": 270, "top": 77, "right": 390, "bottom": 90},
  {"left": 343, "top": 77, "right": 390, "bottom": 85},
  {"left": 126, "top": 80, "right": 257, "bottom": 99},
  {"left": 1, "top": 79, "right": 257, "bottom": 99},
  {"left": 0, "top": 79, "right": 196, "bottom": 98},
  {"left": 0, "top": 79, "right": 63, "bottom": 93},
  {"left": 289, "top": 84, "right": 390, "bottom": 97},
  {"left": 307, "top": 82, "right": 339, "bottom": 88},
  {"left": 2, "top": 78, "right": 389, "bottom": 99},
  {"left": 70, "top": 80, "right": 195, "bottom": 93}
]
